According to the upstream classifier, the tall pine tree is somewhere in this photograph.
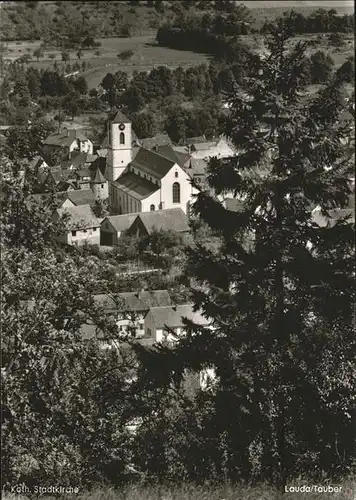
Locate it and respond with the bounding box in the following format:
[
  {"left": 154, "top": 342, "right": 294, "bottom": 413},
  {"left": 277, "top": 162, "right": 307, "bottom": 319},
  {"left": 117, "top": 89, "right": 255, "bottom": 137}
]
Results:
[{"left": 135, "top": 23, "right": 355, "bottom": 489}]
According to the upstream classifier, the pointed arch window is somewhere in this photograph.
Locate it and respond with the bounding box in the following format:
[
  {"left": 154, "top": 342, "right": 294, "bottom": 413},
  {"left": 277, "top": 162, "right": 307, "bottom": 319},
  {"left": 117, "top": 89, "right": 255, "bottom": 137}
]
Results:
[
  {"left": 150, "top": 204, "right": 155, "bottom": 211},
  {"left": 120, "top": 132, "right": 125, "bottom": 145},
  {"left": 172, "top": 182, "right": 180, "bottom": 203}
]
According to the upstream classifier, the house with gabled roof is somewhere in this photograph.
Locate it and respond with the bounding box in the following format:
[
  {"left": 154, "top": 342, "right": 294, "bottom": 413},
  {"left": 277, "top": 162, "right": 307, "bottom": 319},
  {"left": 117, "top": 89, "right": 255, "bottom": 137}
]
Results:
[
  {"left": 100, "top": 212, "right": 139, "bottom": 245},
  {"left": 52, "top": 204, "right": 100, "bottom": 246},
  {"left": 61, "top": 188, "right": 97, "bottom": 208},
  {"left": 127, "top": 208, "right": 190, "bottom": 238},
  {"left": 134, "top": 133, "right": 172, "bottom": 150},
  {"left": 93, "top": 290, "right": 172, "bottom": 339},
  {"left": 143, "top": 303, "right": 209, "bottom": 344},
  {"left": 43, "top": 128, "right": 93, "bottom": 162},
  {"left": 173, "top": 136, "right": 236, "bottom": 160}
]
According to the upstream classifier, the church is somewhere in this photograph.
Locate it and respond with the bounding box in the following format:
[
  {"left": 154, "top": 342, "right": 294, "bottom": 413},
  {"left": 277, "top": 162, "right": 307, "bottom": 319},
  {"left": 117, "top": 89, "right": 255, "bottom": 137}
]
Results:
[{"left": 104, "top": 111, "right": 199, "bottom": 215}]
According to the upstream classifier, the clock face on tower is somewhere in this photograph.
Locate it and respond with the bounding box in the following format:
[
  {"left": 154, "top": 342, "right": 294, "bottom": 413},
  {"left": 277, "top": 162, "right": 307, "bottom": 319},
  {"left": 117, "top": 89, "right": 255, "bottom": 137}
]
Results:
[{"left": 119, "top": 123, "right": 125, "bottom": 131}]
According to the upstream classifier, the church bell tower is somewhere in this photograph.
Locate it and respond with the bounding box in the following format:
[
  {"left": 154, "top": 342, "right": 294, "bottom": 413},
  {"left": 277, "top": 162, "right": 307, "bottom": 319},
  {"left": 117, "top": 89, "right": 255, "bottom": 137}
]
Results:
[{"left": 105, "top": 110, "right": 132, "bottom": 182}]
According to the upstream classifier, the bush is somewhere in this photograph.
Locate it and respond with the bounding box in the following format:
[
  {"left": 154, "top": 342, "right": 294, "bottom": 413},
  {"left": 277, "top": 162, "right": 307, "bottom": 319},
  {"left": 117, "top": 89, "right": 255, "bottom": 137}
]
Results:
[{"left": 117, "top": 49, "right": 134, "bottom": 60}]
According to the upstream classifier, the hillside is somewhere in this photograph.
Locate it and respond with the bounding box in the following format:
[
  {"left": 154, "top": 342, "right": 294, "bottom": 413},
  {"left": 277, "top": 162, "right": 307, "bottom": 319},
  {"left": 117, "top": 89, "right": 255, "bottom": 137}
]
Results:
[{"left": 1, "top": 0, "right": 354, "bottom": 41}]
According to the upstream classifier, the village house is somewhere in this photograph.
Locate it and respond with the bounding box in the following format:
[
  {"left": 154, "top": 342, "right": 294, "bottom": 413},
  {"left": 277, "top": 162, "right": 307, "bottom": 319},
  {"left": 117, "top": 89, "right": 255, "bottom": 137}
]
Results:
[
  {"left": 43, "top": 128, "right": 93, "bottom": 161},
  {"left": 52, "top": 204, "right": 100, "bottom": 246},
  {"left": 173, "top": 136, "right": 236, "bottom": 160},
  {"left": 183, "top": 158, "right": 210, "bottom": 189},
  {"left": 143, "top": 303, "right": 209, "bottom": 343},
  {"left": 38, "top": 167, "right": 76, "bottom": 192},
  {"left": 100, "top": 213, "right": 139, "bottom": 246},
  {"left": 127, "top": 208, "right": 190, "bottom": 238},
  {"left": 133, "top": 133, "right": 173, "bottom": 150},
  {"left": 93, "top": 290, "right": 172, "bottom": 344},
  {"left": 27, "top": 155, "right": 48, "bottom": 173},
  {"left": 60, "top": 151, "right": 98, "bottom": 171},
  {"left": 311, "top": 193, "right": 355, "bottom": 227},
  {"left": 60, "top": 189, "right": 97, "bottom": 208}
]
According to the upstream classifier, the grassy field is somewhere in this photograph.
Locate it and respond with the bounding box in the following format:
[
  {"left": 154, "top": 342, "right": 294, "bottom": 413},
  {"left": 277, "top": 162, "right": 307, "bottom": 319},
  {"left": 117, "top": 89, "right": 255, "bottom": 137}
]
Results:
[
  {"left": 2, "top": 35, "right": 211, "bottom": 89},
  {"left": 2, "top": 28, "right": 353, "bottom": 90},
  {"left": 2, "top": 480, "right": 356, "bottom": 500}
]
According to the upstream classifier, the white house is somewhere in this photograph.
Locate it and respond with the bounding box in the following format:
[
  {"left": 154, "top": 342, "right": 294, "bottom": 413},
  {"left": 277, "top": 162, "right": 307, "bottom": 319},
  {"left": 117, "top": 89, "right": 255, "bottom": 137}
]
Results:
[
  {"left": 43, "top": 128, "right": 93, "bottom": 160},
  {"left": 174, "top": 136, "right": 236, "bottom": 161},
  {"left": 93, "top": 290, "right": 172, "bottom": 343},
  {"left": 105, "top": 110, "right": 199, "bottom": 215},
  {"left": 143, "top": 303, "right": 209, "bottom": 344},
  {"left": 53, "top": 204, "right": 100, "bottom": 246}
]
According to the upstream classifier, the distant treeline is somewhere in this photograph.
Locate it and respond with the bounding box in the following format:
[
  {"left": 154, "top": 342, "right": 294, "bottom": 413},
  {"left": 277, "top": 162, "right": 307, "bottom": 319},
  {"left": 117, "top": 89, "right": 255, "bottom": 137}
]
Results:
[
  {"left": 262, "top": 9, "right": 354, "bottom": 34},
  {"left": 157, "top": 8, "right": 354, "bottom": 55}
]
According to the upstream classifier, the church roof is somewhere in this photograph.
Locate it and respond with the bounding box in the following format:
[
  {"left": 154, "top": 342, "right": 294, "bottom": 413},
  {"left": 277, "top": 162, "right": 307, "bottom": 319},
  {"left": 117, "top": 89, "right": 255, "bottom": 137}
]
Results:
[
  {"left": 131, "top": 147, "right": 176, "bottom": 179},
  {"left": 113, "top": 171, "right": 159, "bottom": 200},
  {"left": 154, "top": 145, "right": 190, "bottom": 168},
  {"left": 112, "top": 109, "right": 130, "bottom": 124}
]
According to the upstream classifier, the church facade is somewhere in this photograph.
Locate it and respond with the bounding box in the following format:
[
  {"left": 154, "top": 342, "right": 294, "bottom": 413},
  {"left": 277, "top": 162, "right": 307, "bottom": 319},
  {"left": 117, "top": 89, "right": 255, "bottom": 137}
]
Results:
[{"left": 105, "top": 111, "right": 198, "bottom": 215}]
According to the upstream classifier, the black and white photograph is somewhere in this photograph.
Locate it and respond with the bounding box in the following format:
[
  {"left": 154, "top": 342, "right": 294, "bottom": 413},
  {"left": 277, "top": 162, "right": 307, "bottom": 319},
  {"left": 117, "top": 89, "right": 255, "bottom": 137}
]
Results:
[{"left": 1, "top": 0, "right": 355, "bottom": 498}]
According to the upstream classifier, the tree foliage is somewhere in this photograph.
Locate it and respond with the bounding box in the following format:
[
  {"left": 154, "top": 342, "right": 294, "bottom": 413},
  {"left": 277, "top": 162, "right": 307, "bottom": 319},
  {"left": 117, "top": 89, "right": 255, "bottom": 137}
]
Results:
[
  {"left": 134, "top": 27, "right": 356, "bottom": 489},
  {"left": 0, "top": 173, "right": 141, "bottom": 489}
]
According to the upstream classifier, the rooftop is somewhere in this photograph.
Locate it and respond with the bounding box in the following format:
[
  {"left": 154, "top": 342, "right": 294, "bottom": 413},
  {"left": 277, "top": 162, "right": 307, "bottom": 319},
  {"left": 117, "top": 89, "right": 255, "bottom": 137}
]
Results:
[
  {"left": 312, "top": 208, "right": 355, "bottom": 228},
  {"left": 133, "top": 208, "right": 190, "bottom": 235},
  {"left": 65, "top": 189, "right": 96, "bottom": 206},
  {"left": 184, "top": 158, "right": 209, "bottom": 176},
  {"left": 92, "top": 167, "right": 106, "bottom": 184},
  {"left": 60, "top": 152, "right": 96, "bottom": 170},
  {"left": 56, "top": 204, "right": 100, "bottom": 230},
  {"left": 112, "top": 109, "right": 130, "bottom": 124},
  {"left": 131, "top": 147, "right": 176, "bottom": 179},
  {"left": 28, "top": 155, "right": 46, "bottom": 171},
  {"left": 191, "top": 141, "right": 219, "bottom": 152},
  {"left": 224, "top": 197, "right": 245, "bottom": 213},
  {"left": 94, "top": 290, "right": 172, "bottom": 313},
  {"left": 113, "top": 171, "right": 159, "bottom": 200},
  {"left": 184, "top": 136, "right": 207, "bottom": 145},
  {"left": 102, "top": 213, "right": 139, "bottom": 232},
  {"left": 137, "top": 133, "right": 172, "bottom": 150},
  {"left": 149, "top": 304, "right": 208, "bottom": 329},
  {"left": 44, "top": 128, "right": 90, "bottom": 148},
  {"left": 154, "top": 145, "right": 190, "bottom": 168}
]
